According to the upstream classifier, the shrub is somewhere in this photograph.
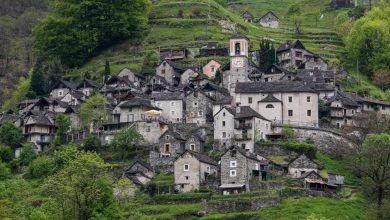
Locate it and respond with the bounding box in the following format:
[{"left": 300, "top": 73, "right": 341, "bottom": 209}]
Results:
[
  {"left": 280, "top": 141, "right": 317, "bottom": 159},
  {"left": 0, "top": 161, "right": 11, "bottom": 180},
  {"left": 146, "top": 182, "right": 157, "bottom": 197},
  {"left": 19, "top": 144, "right": 37, "bottom": 166},
  {"left": 28, "top": 156, "right": 55, "bottom": 178},
  {"left": 281, "top": 126, "right": 296, "bottom": 140},
  {"left": 82, "top": 135, "right": 102, "bottom": 152},
  {"left": 191, "top": 7, "right": 201, "bottom": 17},
  {"left": 0, "top": 145, "right": 14, "bottom": 163}
]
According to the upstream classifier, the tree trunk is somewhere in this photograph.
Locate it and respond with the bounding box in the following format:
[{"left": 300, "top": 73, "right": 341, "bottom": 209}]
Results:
[{"left": 377, "top": 185, "right": 384, "bottom": 220}]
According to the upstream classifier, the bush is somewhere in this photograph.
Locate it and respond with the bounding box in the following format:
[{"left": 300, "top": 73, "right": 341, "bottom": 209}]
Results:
[
  {"left": 19, "top": 144, "right": 37, "bottom": 166},
  {"left": 280, "top": 141, "right": 317, "bottom": 159},
  {"left": 0, "top": 145, "right": 14, "bottom": 163},
  {"left": 0, "top": 161, "right": 11, "bottom": 180},
  {"left": 191, "top": 7, "right": 201, "bottom": 17},
  {"left": 146, "top": 182, "right": 157, "bottom": 197},
  {"left": 281, "top": 126, "right": 296, "bottom": 140},
  {"left": 82, "top": 135, "right": 102, "bottom": 152},
  {"left": 28, "top": 156, "right": 55, "bottom": 178}
]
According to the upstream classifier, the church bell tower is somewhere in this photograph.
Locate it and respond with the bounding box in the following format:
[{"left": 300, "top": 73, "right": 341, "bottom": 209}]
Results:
[{"left": 230, "top": 33, "right": 249, "bottom": 69}]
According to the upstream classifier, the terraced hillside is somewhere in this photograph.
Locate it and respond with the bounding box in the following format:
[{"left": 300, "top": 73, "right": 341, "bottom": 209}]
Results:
[{"left": 73, "top": 0, "right": 348, "bottom": 79}]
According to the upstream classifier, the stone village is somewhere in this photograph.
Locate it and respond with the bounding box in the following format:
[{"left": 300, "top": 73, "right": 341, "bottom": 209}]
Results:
[{"left": 1, "top": 28, "right": 389, "bottom": 208}]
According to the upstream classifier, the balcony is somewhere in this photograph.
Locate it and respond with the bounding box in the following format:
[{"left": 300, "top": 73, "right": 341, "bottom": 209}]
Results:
[
  {"left": 234, "top": 134, "right": 252, "bottom": 141},
  {"left": 234, "top": 123, "right": 252, "bottom": 130}
]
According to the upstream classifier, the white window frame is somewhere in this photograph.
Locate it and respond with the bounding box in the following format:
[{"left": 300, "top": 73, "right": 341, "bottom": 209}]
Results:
[
  {"left": 193, "top": 101, "right": 198, "bottom": 107},
  {"left": 171, "top": 102, "right": 175, "bottom": 107},
  {"left": 171, "top": 110, "right": 175, "bottom": 116},
  {"left": 184, "top": 164, "right": 189, "bottom": 171},
  {"left": 58, "top": 90, "right": 63, "bottom": 96},
  {"left": 230, "top": 170, "right": 237, "bottom": 177},
  {"left": 230, "top": 161, "right": 237, "bottom": 168}
]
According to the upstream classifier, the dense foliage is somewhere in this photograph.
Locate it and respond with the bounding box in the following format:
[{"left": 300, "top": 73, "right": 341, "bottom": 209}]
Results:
[
  {"left": 33, "top": 0, "right": 151, "bottom": 68},
  {"left": 346, "top": 5, "right": 390, "bottom": 76}
]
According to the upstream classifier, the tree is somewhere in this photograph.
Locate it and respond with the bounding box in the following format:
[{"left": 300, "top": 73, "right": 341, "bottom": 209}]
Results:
[
  {"left": 372, "top": 68, "right": 390, "bottom": 90},
  {"left": 282, "top": 126, "right": 296, "bottom": 140},
  {"left": 54, "top": 114, "right": 71, "bottom": 146},
  {"left": 114, "top": 177, "right": 136, "bottom": 205},
  {"left": 82, "top": 135, "right": 102, "bottom": 152},
  {"left": 354, "top": 133, "right": 390, "bottom": 219},
  {"left": 19, "top": 144, "right": 37, "bottom": 166},
  {"left": 0, "top": 145, "right": 14, "bottom": 163},
  {"left": 0, "top": 160, "right": 11, "bottom": 180},
  {"left": 287, "top": 2, "right": 301, "bottom": 16},
  {"left": 33, "top": 0, "right": 151, "bottom": 68},
  {"left": 28, "top": 156, "right": 55, "bottom": 178},
  {"left": 142, "top": 50, "right": 160, "bottom": 75},
  {"left": 214, "top": 69, "right": 222, "bottom": 84},
  {"left": 258, "top": 40, "right": 276, "bottom": 71},
  {"left": 348, "top": 5, "right": 366, "bottom": 20},
  {"left": 80, "top": 93, "right": 108, "bottom": 131},
  {"left": 111, "top": 128, "right": 143, "bottom": 161},
  {"left": 292, "top": 15, "right": 304, "bottom": 34},
  {"left": 30, "top": 63, "right": 46, "bottom": 96},
  {"left": 0, "top": 121, "right": 24, "bottom": 149},
  {"left": 41, "top": 151, "right": 122, "bottom": 219},
  {"left": 45, "top": 58, "right": 64, "bottom": 91},
  {"left": 104, "top": 60, "right": 110, "bottom": 83},
  {"left": 345, "top": 5, "right": 390, "bottom": 76}
]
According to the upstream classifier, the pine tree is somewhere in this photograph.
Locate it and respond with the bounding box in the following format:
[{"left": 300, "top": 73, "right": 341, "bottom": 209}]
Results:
[
  {"left": 104, "top": 60, "right": 110, "bottom": 83},
  {"left": 258, "top": 40, "right": 277, "bottom": 71},
  {"left": 46, "top": 58, "right": 64, "bottom": 91},
  {"left": 30, "top": 64, "right": 46, "bottom": 96}
]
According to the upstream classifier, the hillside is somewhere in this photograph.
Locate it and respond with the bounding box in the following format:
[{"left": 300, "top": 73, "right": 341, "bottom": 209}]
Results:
[{"left": 71, "top": 0, "right": 347, "bottom": 80}]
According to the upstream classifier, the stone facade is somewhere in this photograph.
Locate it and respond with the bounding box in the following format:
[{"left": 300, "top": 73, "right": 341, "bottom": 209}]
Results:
[
  {"left": 288, "top": 154, "right": 318, "bottom": 178},
  {"left": 259, "top": 12, "right": 279, "bottom": 29},
  {"left": 158, "top": 130, "right": 186, "bottom": 156},
  {"left": 202, "top": 60, "right": 221, "bottom": 79},
  {"left": 185, "top": 90, "right": 214, "bottom": 125},
  {"left": 174, "top": 151, "right": 218, "bottom": 192},
  {"left": 301, "top": 56, "right": 328, "bottom": 71},
  {"left": 156, "top": 61, "right": 182, "bottom": 86},
  {"left": 277, "top": 40, "right": 313, "bottom": 70}
]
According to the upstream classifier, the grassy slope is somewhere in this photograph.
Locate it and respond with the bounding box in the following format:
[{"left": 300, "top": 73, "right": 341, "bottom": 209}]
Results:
[{"left": 73, "top": 0, "right": 347, "bottom": 79}]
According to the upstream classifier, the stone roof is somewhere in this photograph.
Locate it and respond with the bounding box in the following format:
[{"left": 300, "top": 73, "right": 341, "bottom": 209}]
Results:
[
  {"left": 235, "top": 81, "right": 317, "bottom": 93},
  {"left": 229, "top": 145, "right": 260, "bottom": 162},
  {"left": 213, "top": 96, "right": 233, "bottom": 105},
  {"left": 151, "top": 92, "right": 182, "bottom": 101},
  {"left": 234, "top": 106, "right": 269, "bottom": 120},
  {"left": 326, "top": 91, "right": 360, "bottom": 107},
  {"left": 258, "top": 94, "right": 282, "bottom": 103},
  {"left": 52, "top": 80, "right": 76, "bottom": 90},
  {"left": 180, "top": 150, "right": 218, "bottom": 166},
  {"left": 296, "top": 69, "right": 334, "bottom": 84},
  {"left": 160, "top": 129, "right": 186, "bottom": 141},
  {"left": 118, "top": 97, "right": 159, "bottom": 109},
  {"left": 201, "top": 82, "right": 229, "bottom": 95},
  {"left": 128, "top": 160, "right": 154, "bottom": 172},
  {"left": 276, "top": 40, "right": 305, "bottom": 53},
  {"left": 260, "top": 11, "right": 279, "bottom": 20},
  {"left": 76, "top": 79, "right": 101, "bottom": 89},
  {"left": 241, "top": 10, "right": 254, "bottom": 19},
  {"left": 264, "top": 64, "right": 290, "bottom": 75}
]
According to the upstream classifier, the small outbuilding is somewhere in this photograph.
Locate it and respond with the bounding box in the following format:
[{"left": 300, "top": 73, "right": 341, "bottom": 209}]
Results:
[{"left": 259, "top": 11, "right": 279, "bottom": 29}]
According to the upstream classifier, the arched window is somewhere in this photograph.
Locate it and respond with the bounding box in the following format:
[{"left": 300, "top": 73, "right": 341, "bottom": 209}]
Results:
[
  {"left": 266, "top": 104, "right": 274, "bottom": 108},
  {"left": 235, "top": 43, "right": 241, "bottom": 55}
]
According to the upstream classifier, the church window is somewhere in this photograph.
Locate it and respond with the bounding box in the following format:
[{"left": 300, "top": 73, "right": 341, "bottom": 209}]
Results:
[
  {"left": 266, "top": 104, "right": 274, "bottom": 108},
  {"left": 235, "top": 43, "right": 241, "bottom": 55}
]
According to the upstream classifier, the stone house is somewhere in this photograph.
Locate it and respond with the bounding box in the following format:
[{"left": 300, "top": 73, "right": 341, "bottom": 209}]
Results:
[
  {"left": 76, "top": 79, "right": 101, "bottom": 97},
  {"left": 202, "top": 60, "right": 221, "bottom": 79},
  {"left": 174, "top": 150, "right": 218, "bottom": 192},
  {"left": 212, "top": 96, "right": 233, "bottom": 116},
  {"left": 185, "top": 89, "right": 215, "bottom": 125},
  {"left": 185, "top": 134, "right": 205, "bottom": 153},
  {"left": 241, "top": 11, "right": 254, "bottom": 22},
  {"left": 288, "top": 154, "right": 318, "bottom": 178},
  {"left": 0, "top": 110, "right": 21, "bottom": 127},
  {"left": 118, "top": 68, "right": 146, "bottom": 87},
  {"left": 296, "top": 69, "right": 335, "bottom": 99},
  {"left": 22, "top": 113, "right": 55, "bottom": 152},
  {"left": 60, "top": 90, "right": 85, "bottom": 106},
  {"left": 156, "top": 60, "right": 185, "bottom": 86},
  {"left": 298, "top": 55, "right": 328, "bottom": 71},
  {"left": 31, "top": 98, "right": 53, "bottom": 112},
  {"left": 125, "top": 161, "right": 155, "bottom": 188},
  {"left": 100, "top": 75, "right": 136, "bottom": 99},
  {"left": 258, "top": 11, "right": 279, "bottom": 28},
  {"left": 147, "top": 75, "right": 170, "bottom": 92},
  {"left": 64, "top": 105, "right": 81, "bottom": 129},
  {"left": 113, "top": 97, "right": 161, "bottom": 123},
  {"left": 158, "top": 129, "right": 186, "bottom": 156},
  {"left": 135, "top": 121, "right": 168, "bottom": 144},
  {"left": 220, "top": 146, "right": 266, "bottom": 194},
  {"left": 159, "top": 48, "right": 190, "bottom": 61},
  {"left": 276, "top": 40, "right": 313, "bottom": 70},
  {"left": 201, "top": 83, "right": 230, "bottom": 101},
  {"left": 235, "top": 81, "right": 319, "bottom": 127},
  {"left": 18, "top": 99, "right": 39, "bottom": 114},
  {"left": 327, "top": 173, "right": 344, "bottom": 188},
  {"left": 152, "top": 92, "right": 184, "bottom": 123},
  {"left": 325, "top": 91, "right": 361, "bottom": 127},
  {"left": 262, "top": 64, "right": 292, "bottom": 82},
  {"left": 213, "top": 106, "right": 271, "bottom": 152},
  {"left": 180, "top": 68, "right": 197, "bottom": 85},
  {"left": 49, "top": 80, "right": 76, "bottom": 99}
]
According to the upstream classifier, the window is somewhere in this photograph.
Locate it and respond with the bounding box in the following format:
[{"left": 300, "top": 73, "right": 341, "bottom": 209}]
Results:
[
  {"left": 164, "top": 144, "right": 170, "bottom": 153},
  {"left": 185, "top": 176, "right": 189, "bottom": 180},
  {"left": 161, "top": 69, "right": 166, "bottom": 74},
  {"left": 165, "top": 135, "right": 169, "bottom": 140},
  {"left": 223, "top": 112, "right": 226, "bottom": 116},
  {"left": 307, "top": 110, "right": 312, "bottom": 116},
  {"left": 193, "top": 101, "right": 198, "bottom": 107},
  {"left": 207, "top": 166, "right": 211, "bottom": 172},
  {"left": 171, "top": 111, "right": 175, "bottom": 116},
  {"left": 171, "top": 102, "right": 175, "bottom": 107},
  {"left": 184, "top": 164, "right": 189, "bottom": 171},
  {"left": 222, "top": 121, "right": 226, "bottom": 127},
  {"left": 211, "top": 66, "right": 215, "bottom": 72},
  {"left": 241, "top": 143, "right": 246, "bottom": 149},
  {"left": 146, "top": 126, "right": 151, "bottom": 132},
  {"left": 190, "top": 144, "right": 195, "bottom": 151},
  {"left": 230, "top": 161, "right": 237, "bottom": 167},
  {"left": 235, "top": 42, "right": 241, "bottom": 55},
  {"left": 58, "top": 90, "right": 63, "bottom": 96},
  {"left": 230, "top": 170, "right": 237, "bottom": 177},
  {"left": 288, "top": 97, "right": 292, "bottom": 102},
  {"left": 382, "top": 106, "right": 386, "bottom": 110},
  {"left": 248, "top": 97, "right": 252, "bottom": 104},
  {"left": 128, "top": 107, "right": 133, "bottom": 112},
  {"left": 222, "top": 132, "right": 226, "bottom": 138},
  {"left": 288, "top": 110, "right": 293, "bottom": 116},
  {"left": 307, "top": 96, "right": 311, "bottom": 102},
  {"left": 265, "top": 104, "right": 274, "bottom": 108}
]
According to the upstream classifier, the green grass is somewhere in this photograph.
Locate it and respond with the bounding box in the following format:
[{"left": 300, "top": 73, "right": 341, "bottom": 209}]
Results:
[{"left": 141, "top": 203, "right": 201, "bottom": 219}]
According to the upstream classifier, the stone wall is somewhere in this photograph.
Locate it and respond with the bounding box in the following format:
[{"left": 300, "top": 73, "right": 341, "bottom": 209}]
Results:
[
  {"left": 255, "top": 143, "right": 298, "bottom": 158},
  {"left": 201, "top": 198, "right": 280, "bottom": 213},
  {"left": 149, "top": 151, "right": 175, "bottom": 173}
]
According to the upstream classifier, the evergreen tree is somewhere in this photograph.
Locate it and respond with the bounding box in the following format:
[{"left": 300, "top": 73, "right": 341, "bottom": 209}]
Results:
[
  {"left": 104, "top": 60, "right": 111, "bottom": 83},
  {"left": 258, "top": 40, "right": 276, "bottom": 71},
  {"left": 30, "top": 64, "right": 46, "bottom": 96},
  {"left": 45, "top": 58, "right": 64, "bottom": 91},
  {"left": 214, "top": 69, "right": 222, "bottom": 84}
]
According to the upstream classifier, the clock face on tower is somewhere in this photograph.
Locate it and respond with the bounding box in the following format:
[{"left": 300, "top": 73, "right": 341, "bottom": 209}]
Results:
[{"left": 231, "top": 57, "right": 245, "bottom": 68}]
